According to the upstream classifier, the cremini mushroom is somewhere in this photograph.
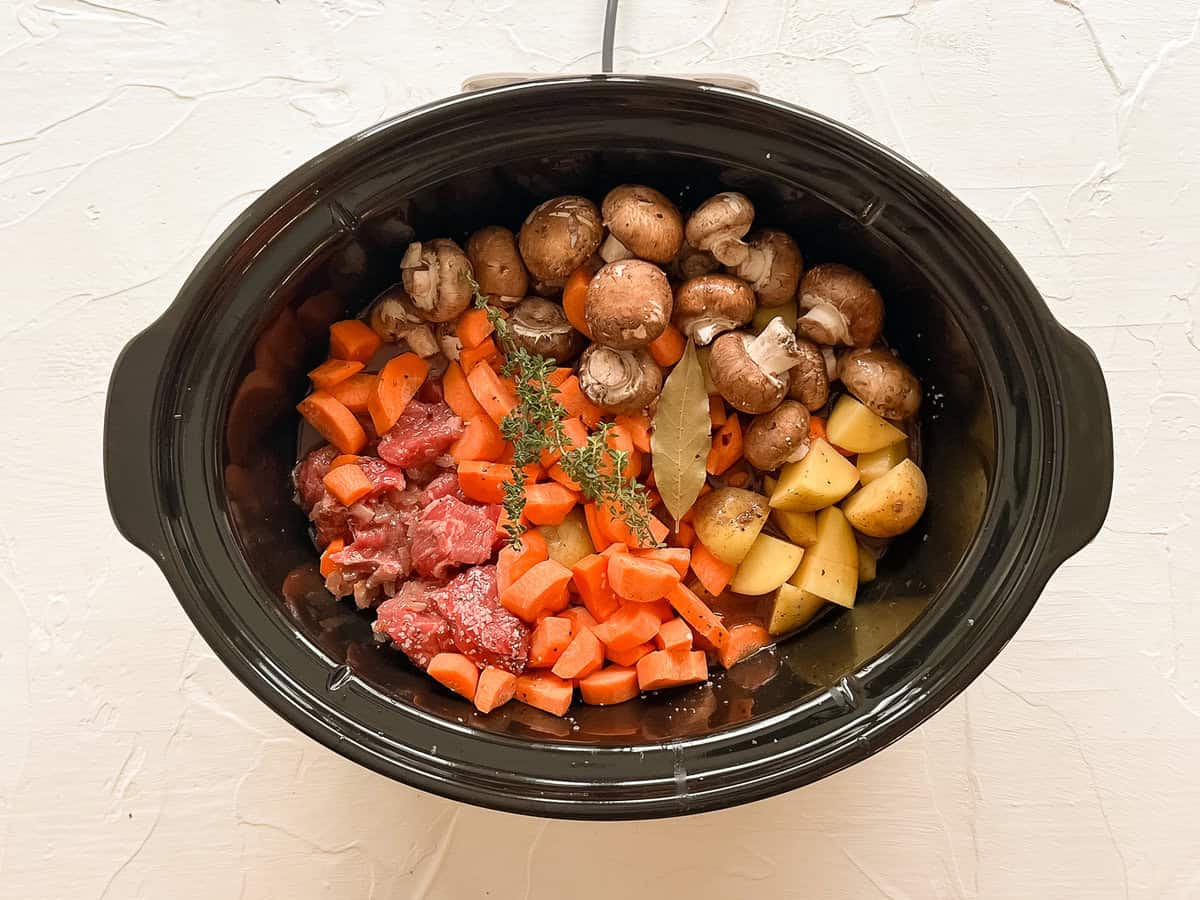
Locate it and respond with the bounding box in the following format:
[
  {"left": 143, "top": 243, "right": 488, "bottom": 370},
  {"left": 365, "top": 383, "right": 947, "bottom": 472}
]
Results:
[
  {"left": 744, "top": 400, "right": 812, "bottom": 471},
  {"left": 367, "top": 285, "right": 440, "bottom": 357},
  {"left": 599, "top": 184, "right": 684, "bottom": 264},
  {"left": 517, "top": 195, "right": 603, "bottom": 288},
  {"left": 684, "top": 192, "right": 755, "bottom": 266},
  {"left": 838, "top": 348, "right": 922, "bottom": 420},
  {"left": 508, "top": 297, "right": 583, "bottom": 363},
  {"left": 584, "top": 260, "right": 672, "bottom": 349},
  {"left": 730, "top": 230, "right": 803, "bottom": 307},
  {"left": 577, "top": 344, "right": 663, "bottom": 414},
  {"left": 796, "top": 263, "right": 884, "bottom": 348},
  {"left": 787, "top": 337, "right": 830, "bottom": 412},
  {"left": 667, "top": 240, "right": 721, "bottom": 281},
  {"left": 708, "top": 318, "right": 803, "bottom": 414},
  {"left": 672, "top": 274, "right": 756, "bottom": 345},
  {"left": 465, "top": 225, "right": 528, "bottom": 308},
  {"left": 399, "top": 238, "right": 474, "bottom": 323}
]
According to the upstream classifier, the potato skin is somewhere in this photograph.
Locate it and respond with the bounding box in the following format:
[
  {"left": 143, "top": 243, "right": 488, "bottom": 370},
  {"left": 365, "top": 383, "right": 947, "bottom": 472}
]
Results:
[
  {"left": 841, "top": 459, "right": 927, "bottom": 538},
  {"left": 692, "top": 487, "right": 769, "bottom": 565}
]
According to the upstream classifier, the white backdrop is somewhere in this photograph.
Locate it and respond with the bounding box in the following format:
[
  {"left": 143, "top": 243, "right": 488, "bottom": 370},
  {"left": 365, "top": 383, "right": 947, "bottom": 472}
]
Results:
[{"left": 2, "top": 1, "right": 1199, "bottom": 897}]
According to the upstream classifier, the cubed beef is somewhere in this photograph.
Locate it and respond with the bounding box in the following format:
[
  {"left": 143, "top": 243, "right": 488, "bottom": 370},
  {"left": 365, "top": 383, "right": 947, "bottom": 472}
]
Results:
[
  {"left": 377, "top": 401, "right": 463, "bottom": 468},
  {"left": 327, "top": 491, "right": 423, "bottom": 606},
  {"left": 374, "top": 582, "right": 455, "bottom": 670},
  {"left": 294, "top": 445, "right": 338, "bottom": 510},
  {"left": 419, "top": 472, "right": 465, "bottom": 506},
  {"left": 410, "top": 496, "right": 499, "bottom": 579},
  {"left": 357, "top": 457, "right": 407, "bottom": 494},
  {"left": 434, "top": 565, "right": 530, "bottom": 674}
]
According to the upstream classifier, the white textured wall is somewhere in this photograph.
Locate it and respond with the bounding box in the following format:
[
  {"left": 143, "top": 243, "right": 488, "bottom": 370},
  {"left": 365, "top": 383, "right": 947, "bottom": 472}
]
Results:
[{"left": 3, "top": 1, "right": 1199, "bottom": 897}]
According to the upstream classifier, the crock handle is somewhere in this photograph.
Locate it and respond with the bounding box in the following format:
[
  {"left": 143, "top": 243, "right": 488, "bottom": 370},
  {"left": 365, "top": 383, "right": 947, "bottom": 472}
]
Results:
[
  {"left": 1042, "top": 327, "right": 1113, "bottom": 569},
  {"left": 104, "top": 316, "right": 174, "bottom": 561}
]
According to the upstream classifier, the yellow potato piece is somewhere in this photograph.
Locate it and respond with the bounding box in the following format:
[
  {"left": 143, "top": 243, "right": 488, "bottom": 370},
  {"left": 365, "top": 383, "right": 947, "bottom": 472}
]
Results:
[
  {"left": 826, "top": 395, "right": 907, "bottom": 454},
  {"left": 789, "top": 507, "right": 858, "bottom": 607},
  {"left": 538, "top": 508, "right": 594, "bottom": 569},
  {"left": 857, "top": 440, "right": 908, "bottom": 485},
  {"left": 769, "top": 439, "right": 860, "bottom": 512},
  {"left": 767, "top": 582, "right": 827, "bottom": 636},
  {"left": 772, "top": 508, "right": 818, "bottom": 547},
  {"left": 857, "top": 543, "right": 877, "bottom": 583},
  {"left": 692, "top": 487, "right": 769, "bottom": 566},
  {"left": 841, "top": 459, "right": 928, "bottom": 538},
  {"left": 729, "top": 534, "right": 805, "bottom": 596}
]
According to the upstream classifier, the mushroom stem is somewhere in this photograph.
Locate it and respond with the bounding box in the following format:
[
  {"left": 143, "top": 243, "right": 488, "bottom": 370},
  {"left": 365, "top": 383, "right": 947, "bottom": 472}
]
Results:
[
  {"left": 599, "top": 233, "right": 636, "bottom": 263},
  {"left": 822, "top": 347, "right": 838, "bottom": 380},
  {"left": 746, "top": 317, "right": 802, "bottom": 380},
  {"left": 736, "top": 244, "right": 771, "bottom": 284},
  {"left": 406, "top": 325, "right": 440, "bottom": 358},
  {"left": 798, "top": 303, "right": 852, "bottom": 346},
  {"left": 692, "top": 316, "right": 744, "bottom": 346}
]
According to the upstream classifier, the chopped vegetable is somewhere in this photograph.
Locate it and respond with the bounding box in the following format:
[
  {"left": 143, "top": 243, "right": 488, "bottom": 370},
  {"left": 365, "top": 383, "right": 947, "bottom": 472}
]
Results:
[
  {"left": 474, "top": 666, "right": 518, "bottom": 713},
  {"left": 319, "top": 538, "right": 344, "bottom": 577},
  {"left": 635, "top": 547, "right": 691, "bottom": 579},
  {"left": 666, "top": 582, "right": 731, "bottom": 652},
  {"left": 322, "top": 463, "right": 373, "bottom": 506},
  {"left": 309, "top": 358, "right": 364, "bottom": 389},
  {"left": 514, "top": 672, "right": 574, "bottom": 717},
  {"left": 706, "top": 413, "right": 743, "bottom": 475},
  {"left": 326, "top": 373, "right": 376, "bottom": 413},
  {"left": 606, "top": 641, "right": 654, "bottom": 667},
  {"left": 523, "top": 482, "right": 579, "bottom": 525},
  {"left": 636, "top": 649, "right": 708, "bottom": 691},
  {"left": 456, "top": 307, "right": 495, "bottom": 349},
  {"left": 654, "top": 617, "right": 694, "bottom": 652},
  {"left": 297, "top": 392, "right": 367, "bottom": 454},
  {"left": 607, "top": 554, "right": 681, "bottom": 603},
  {"left": 560, "top": 606, "right": 598, "bottom": 637},
  {"left": 718, "top": 623, "right": 771, "bottom": 669},
  {"left": 529, "top": 616, "right": 572, "bottom": 667},
  {"left": 466, "top": 360, "right": 518, "bottom": 426},
  {"left": 459, "top": 336, "right": 499, "bottom": 372},
  {"left": 368, "top": 353, "right": 429, "bottom": 433},
  {"left": 578, "top": 666, "right": 639, "bottom": 705},
  {"left": 450, "top": 415, "right": 507, "bottom": 462},
  {"left": 591, "top": 604, "right": 661, "bottom": 651},
  {"left": 562, "top": 264, "right": 595, "bottom": 338},
  {"left": 689, "top": 541, "right": 736, "bottom": 596},
  {"left": 427, "top": 653, "right": 480, "bottom": 699},
  {"left": 551, "top": 626, "right": 604, "bottom": 680},
  {"left": 329, "top": 319, "right": 382, "bottom": 362},
  {"left": 498, "top": 559, "right": 573, "bottom": 622},
  {"left": 497, "top": 528, "right": 548, "bottom": 593},
  {"left": 647, "top": 324, "right": 687, "bottom": 367}
]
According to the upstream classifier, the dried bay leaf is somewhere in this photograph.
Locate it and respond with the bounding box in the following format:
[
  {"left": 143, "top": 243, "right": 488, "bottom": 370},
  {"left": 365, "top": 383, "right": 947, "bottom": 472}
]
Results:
[{"left": 651, "top": 340, "right": 713, "bottom": 524}]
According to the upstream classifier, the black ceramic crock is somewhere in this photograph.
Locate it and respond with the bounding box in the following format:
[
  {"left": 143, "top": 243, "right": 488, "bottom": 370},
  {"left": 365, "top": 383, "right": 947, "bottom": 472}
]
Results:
[{"left": 104, "top": 76, "right": 1112, "bottom": 819}]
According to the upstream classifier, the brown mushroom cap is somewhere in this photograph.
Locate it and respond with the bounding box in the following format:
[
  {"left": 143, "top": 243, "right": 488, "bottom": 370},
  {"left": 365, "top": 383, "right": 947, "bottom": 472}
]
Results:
[
  {"left": 584, "top": 260, "right": 672, "bottom": 349},
  {"left": 684, "top": 192, "right": 755, "bottom": 266},
  {"left": 708, "top": 331, "right": 788, "bottom": 414},
  {"left": 577, "top": 345, "right": 663, "bottom": 414},
  {"left": 787, "top": 338, "right": 830, "bottom": 412},
  {"left": 465, "top": 226, "right": 528, "bottom": 307},
  {"left": 672, "top": 274, "right": 756, "bottom": 345},
  {"left": 668, "top": 241, "right": 721, "bottom": 281},
  {"left": 508, "top": 297, "right": 584, "bottom": 363},
  {"left": 399, "top": 238, "right": 474, "bottom": 323},
  {"left": 518, "top": 195, "right": 603, "bottom": 286},
  {"left": 600, "top": 184, "right": 684, "bottom": 264},
  {"left": 796, "top": 263, "right": 884, "bottom": 348},
  {"left": 732, "top": 230, "right": 804, "bottom": 307},
  {"left": 838, "top": 348, "right": 922, "bottom": 420},
  {"left": 744, "top": 400, "right": 812, "bottom": 471}
]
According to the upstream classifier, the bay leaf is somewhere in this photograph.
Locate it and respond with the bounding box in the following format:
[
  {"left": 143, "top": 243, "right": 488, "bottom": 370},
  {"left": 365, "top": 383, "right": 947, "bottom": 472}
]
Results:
[{"left": 651, "top": 339, "right": 713, "bottom": 524}]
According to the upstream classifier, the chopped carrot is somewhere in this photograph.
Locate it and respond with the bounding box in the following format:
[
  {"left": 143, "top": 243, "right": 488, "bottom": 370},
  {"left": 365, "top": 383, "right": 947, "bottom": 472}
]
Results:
[
  {"left": 706, "top": 414, "right": 743, "bottom": 475},
  {"left": 808, "top": 415, "right": 827, "bottom": 442},
  {"left": 514, "top": 672, "right": 574, "bottom": 717},
  {"left": 319, "top": 538, "right": 344, "bottom": 577},
  {"left": 467, "top": 361, "right": 518, "bottom": 426},
  {"left": 591, "top": 603, "right": 661, "bottom": 651},
  {"left": 552, "top": 626, "right": 604, "bottom": 680},
  {"left": 560, "top": 606, "right": 598, "bottom": 637},
  {"left": 709, "top": 395, "right": 727, "bottom": 429},
  {"left": 458, "top": 461, "right": 519, "bottom": 504},
  {"left": 597, "top": 503, "right": 669, "bottom": 549},
  {"left": 578, "top": 666, "right": 639, "bottom": 705},
  {"left": 456, "top": 308, "right": 495, "bottom": 350},
  {"left": 329, "top": 319, "right": 382, "bottom": 363},
  {"left": 636, "top": 649, "right": 708, "bottom": 691},
  {"left": 636, "top": 547, "right": 691, "bottom": 579},
  {"left": 297, "top": 392, "right": 367, "bottom": 454},
  {"left": 647, "top": 324, "right": 686, "bottom": 367},
  {"left": 322, "top": 463, "right": 373, "bottom": 506},
  {"left": 450, "top": 415, "right": 507, "bottom": 462},
  {"left": 326, "top": 373, "right": 376, "bottom": 414},
  {"left": 497, "top": 528, "right": 548, "bottom": 593},
  {"left": 548, "top": 367, "right": 573, "bottom": 387},
  {"left": 690, "top": 541, "right": 736, "bottom": 596},
  {"left": 329, "top": 454, "right": 360, "bottom": 469},
  {"left": 368, "top": 353, "right": 429, "bottom": 434},
  {"left": 607, "top": 554, "right": 681, "bottom": 603},
  {"left": 562, "top": 264, "right": 595, "bottom": 338},
  {"left": 546, "top": 462, "right": 583, "bottom": 493},
  {"left": 606, "top": 641, "right": 654, "bottom": 667},
  {"left": 572, "top": 554, "right": 621, "bottom": 622},
  {"left": 499, "top": 559, "right": 573, "bottom": 622},
  {"left": 655, "top": 617, "right": 694, "bottom": 652},
  {"left": 667, "top": 583, "right": 731, "bottom": 651},
  {"left": 529, "top": 616, "right": 572, "bottom": 667},
  {"left": 640, "top": 598, "right": 675, "bottom": 622},
  {"left": 557, "top": 376, "right": 602, "bottom": 428},
  {"left": 459, "top": 336, "right": 499, "bottom": 373},
  {"left": 309, "top": 358, "right": 364, "bottom": 390},
  {"left": 583, "top": 503, "right": 614, "bottom": 551},
  {"left": 523, "top": 482, "right": 579, "bottom": 525},
  {"left": 474, "top": 666, "right": 518, "bottom": 713},
  {"left": 669, "top": 519, "right": 696, "bottom": 549},
  {"left": 427, "top": 653, "right": 480, "bottom": 699},
  {"left": 443, "top": 361, "right": 486, "bottom": 419},
  {"left": 614, "top": 412, "right": 653, "bottom": 453},
  {"left": 540, "top": 416, "right": 588, "bottom": 468},
  {"left": 600, "top": 424, "right": 640, "bottom": 480},
  {"left": 600, "top": 541, "right": 628, "bottom": 558},
  {"left": 718, "top": 622, "right": 771, "bottom": 669}
]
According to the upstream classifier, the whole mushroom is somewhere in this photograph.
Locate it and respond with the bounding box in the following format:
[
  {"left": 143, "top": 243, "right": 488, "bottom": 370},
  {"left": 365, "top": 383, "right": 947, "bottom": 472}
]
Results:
[
  {"left": 796, "top": 263, "right": 883, "bottom": 348},
  {"left": 367, "top": 285, "right": 440, "bottom": 357},
  {"left": 577, "top": 345, "right": 663, "bottom": 414},
  {"left": 708, "top": 318, "right": 804, "bottom": 414},
  {"left": 599, "top": 184, "right": 684, "bottom": 264},
  {"left": 744, "top": 400, "right": 811, "bottom": 471},
  {"left": 584, "top": 260, "right": 673, "bottom": 349},
  {"left": 838, "top": 348, "right": 922, "bottom": 420},
  {"left": 400, "top": 238, "right": 474, "bottom": 323},
  {"left": 465, "top": 226, "right": 528, "bottom": 308},
  {"left": 729, "top": 230, "right": 803, "bottom": 307},
  {"left": 684, "top": 192, "right": 755, "bottom": 266},
  {"left": 518, "top": 195, "right": 603, "bottom": 289},
  {"left": 508, "top": 297, "right": 584, "bottom": 363},
  {"left": 787, "top": 337, "right": 830, "bottom": 412},
  {"left": 672, "top": 274, "right": 756, "bottom": 345}
]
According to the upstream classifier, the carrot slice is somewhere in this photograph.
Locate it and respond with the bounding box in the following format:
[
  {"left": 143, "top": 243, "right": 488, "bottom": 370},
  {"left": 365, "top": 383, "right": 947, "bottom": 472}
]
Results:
[
  {"left": 600, "top": 541, "right": 628, "bottom": 558},
  {"left": 718, "top": 622, "right": 771, "bottom": 669},
  {"left": 474, "top": 666, "right": 518, "bottom": 713},
  {"left": 600, "top": 424, "right": 640, "bottom": 480},
  {"left": 368, "top": 353, "right": 429, "bottom": 434},
  {"left": 597, "top": 503, "right": 669, "bottom": 549},
  {"left": 636, "top": 649, "right": 708, "bottom": 691},
  {"left": 497, "top": 528, "right": 549, "bottom": 593},
  {"left": 690, "top": 541, "right": 736, "bottom": 596},
  {"left": 606, "top": 641, "right": 654, "bottom": 667},
  {"left": 647, "top": 324, "right": 686, "bottom": 368},
  {"left": 329, "top": 454, "right": 359, "bottom": 469},
  {"left": 322, "top": 463, "right": 373, "bottom": 506},
  {"left": 546, "top": 462, "right": 583, "bottom": 493},
  {"left": 443, "top": 361, "right": 486, "bottom": 419},
  {"left": 548, "top": 367, "right": 573, "bottom": 387},
  {"left": 467, "top": 361, "right": 518, "bottom": 426},
  {"left": 514, "top": 672, "right": 574, "bottom": 717},
  {"left": 614, "top": 412, "right": 652, "bottom": 453},
  {"left": 329, "top": 319, "right": 382, "bottom": 363},
  {"left": 706, "top": 414, "right": 743, "bottom": 475},
  {"left": 669, "top": 519, "right": 696, "bottom": 549},
  {"left": 450, "top": 415, "right": 507, "bottom": 462},
  {"left": 667, "top": 583, "right": 731, "bottom": 651},
  {"left": 523, "top": 482, "right": 579, "bottom": 526},
  {"left": 578, "top": 666, "right": 639, "bottom": 705},
  {"left": 573, "top": 556, "right": 622, "bottom": 622},
  {"left": 457, "top": 308, "right": 495, "bottom": 350},
  {"left": 457, "top": 460, "right": 516, "bottom": 504},
  {"left": 641, "top": 598, "right": 675, "bottom": 622},
  {"left": 326, "top": 373, "right": 376, "bottom": 414},
  {"left": 636, "top": 547, "right": 691, "bottom": 579},
  {"left": 562, "top": 264, "right": 595, "bottom": 338},
  {"left": 583, "top": 503, "right": 614, "bottom": 551},
  {"left": 319, "top": 538, "right": 344, "bottom": 577},
  {"left": 809, "top": 415, "right": 827, "bottom": 442},
  {"left": 427, "top": 653, "right": 480, "bottom": 699},
  {"left": 607, "top": 554, "right": 681, "bottom": 603},
  {"left": 655, "top": 617, "right": 694, "bottom": 652},
  {"left": 709, "top": 395, "right": 727, "bottom": 430},
  {"left": 540, "top": 416, "right": 589, "bottom": 468},
  {"left": 552, "top": 626, "right": 604, "bottom": 680},
  {"left": 499, "top": 559, "right": 573, "bottom": 622},
  {"left": 590, "top": 604, "right": 661, "bottom": 651},
  {"left": 297, "top": 392, "right": 367, "bottom": 454},
  {"left": 459, "top": 336, "right": 499, "bottom": 373},
  {"left": 557, "top": 376, "right": 602, "bottom": 428},
  {"left": 529, "top": 616, "right": 573, "bottom": 668},
  {"left": 309, "top": 358, "right": 364, "bottom": 389}
]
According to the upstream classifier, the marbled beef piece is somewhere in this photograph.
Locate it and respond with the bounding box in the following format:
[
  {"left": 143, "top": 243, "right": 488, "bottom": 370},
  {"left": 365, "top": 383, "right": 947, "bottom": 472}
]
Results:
[
  {"left": 294, "top": 445, "right": 338, "bottom": 510},
  {"left": 373, "top": 581, "right": 455, "bottom": 670},
  {"left": 410, "top": 496, "right": 499, "bottom": 579},
  {"left": 376, "top": 400, "right": 463, "bottom": 468},
  {"left": 433, "top": 566, "right": 530, "bottom": 674}
]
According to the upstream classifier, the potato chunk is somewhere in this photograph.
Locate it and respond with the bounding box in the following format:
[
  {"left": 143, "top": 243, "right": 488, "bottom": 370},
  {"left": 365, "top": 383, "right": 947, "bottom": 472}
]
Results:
[
  {"left": 841, "top": 459, "right": 928, "bottom": 538},
  {"left": 769, "top": 439, "right": 860, "bottom": 512},
  {"left": 730, "top": 534, "right": 805, "bottom": 595},
  {"left": 826, "top": 395, "right": 906, "bottom": 453},
  {"left": 692, "top": 487, "right": 769, "bottom": 565}
]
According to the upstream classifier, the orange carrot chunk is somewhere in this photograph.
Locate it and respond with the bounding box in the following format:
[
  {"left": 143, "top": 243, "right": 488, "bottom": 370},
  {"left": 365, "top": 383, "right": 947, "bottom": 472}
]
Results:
[
  {"left": 329, "top": 454, "right": 360, "bottom": 469},
  {"left": 667, "top": 583, "right": 732, "bottom": 652},
  {"left": 467, "top": 361, "right": 519, "bottom": 426},
  {"left": 557, "top": 376, "right": 602, "bottom": 428},
  {"left": 718, "top": 622, "right": 771, "bottom": 669},
  {"left": 499, "top": 559, "right": 573, "bottom": 623},
  {"left": 571, "top": 554, "right": 622, "bottom": 621},
  {"left": 578, "top": 666, "right": 639, "bottom": 705},
  {"left": 459, "top": 336, "right": 499, "bottom": 373},
  {"left": 560, "top": 606, "right": 599, "bottom": 637},
  {"left": 706, "top": 413, "right": 743, "bottom": 475},
  {"left": 457, "top": 308, "right": 495, "bottom": 350},
  {"left": 474, "top": 666, "right": 518, "bottom": 713},
  {"left": 607, "top": 554, "right": 682, "bottom": 604},
  {"left": 546, "top": 462, "right": 583, "bottom": 493},
  {"left": 709, "top": 395, "right": 727, "bottom": 429},
  {"left": 562, "top": 265, "right": 595, "bottom": 338},
  {"left": 322, "top": 463, "right": 373, "bottom": 506},
  {"left": 635, "top": 547, "right": 691, "bottom": 579},
  {"left": 368, "top": 353, "right": 429, "bottom": 434},
  {"left": 450, "top": 415, "right": 507, "bottom": 462},
  {"left": 457, "top": 460, "right": 516, "bottom": 504},
  {"left": 529, "top": 616, "right": 573, "bottom": 668},
  {"left": 640, "top": 598, "right": 675, "bottom": 623},
  {"left": 427, "top": 653, "right": 480, "bottom": 699},
  {"left": 654, "top": 617, "right": 694, "bottom": 652},
  {"left": 591, "top": 603, "right": 661, "bottom": 652},
  {"left": 690, "top": 541, "right": 737, "bottom": 596},
  {"left": 443, "top": 361, "right": 486, "bottom": 419},
  {"left": 309, "top": 358, "right": 365, "bottom": 390},
  {"left": 614, "top": 412, "right": 653, "bottom": 453},
  {"left": 636, "top": 649, "right": 709, "bottom": 691},
  {"left": 497, "top": 528, "right": 549, "bottom": 593},
  {"left": 548, "top": 367, "right": 573, "bottom": 387},
  {"left": 326, "top": 373, "right": 376, "bottom": 414},
  {"left": 540, "top": 416, "right": 589, "bottom": 468},
  {"left": 583, "top": 503, "right": 614, "bottom": 551},
  {"left": 606, "top": 641, "right": 655, "bottom": 667},
  {"left": 523, "top": 482, "right": 579, "bottom": 526},
  {"left": 551, "top": 626, "right": 604, "bottom": 680},
  {"left": 319, "top": 538, "right": 344, "bottom": 577},
  {"left": 647, "top": 324, "right": 686, "bottom": 368},
  {"left": 514, "top": 672, "right": 575, "bottom": 717},
  {"left": 297, "top": 392, "right": 367, "bottom": 454},
  {"left": 329, "top": 319, "right": 382, "bottom": 363}
]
